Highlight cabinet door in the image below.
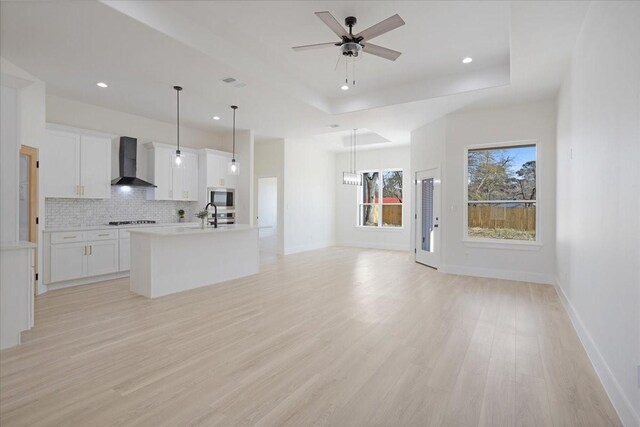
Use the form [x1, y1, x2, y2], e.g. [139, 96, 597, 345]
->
[86, 240, 119, 276]
[50, 242, 87, 283]
[119, 239, 130, 271]
[151, 148, 174, 200]
[184, 153, 199, 201]
[80, 135, 111, 199]
[172, 163, 185, 200]
[42, 131, 81, 198]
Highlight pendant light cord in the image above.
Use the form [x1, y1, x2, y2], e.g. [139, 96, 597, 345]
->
[231, 105, 237, 160]
[173, 86, 182, 153]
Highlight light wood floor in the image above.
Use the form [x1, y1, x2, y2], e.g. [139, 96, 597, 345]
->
[0, 248, 620, 426]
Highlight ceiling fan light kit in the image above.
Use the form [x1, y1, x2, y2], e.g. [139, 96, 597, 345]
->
[292, 11, 405, 89]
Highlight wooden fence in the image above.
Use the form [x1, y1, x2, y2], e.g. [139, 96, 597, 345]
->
[468, 205, 535, 231]
[382, 205, 403, 226]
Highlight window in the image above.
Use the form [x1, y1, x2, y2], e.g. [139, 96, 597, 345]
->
[358, 170, 403, 227]
[466, 143, 537, 241]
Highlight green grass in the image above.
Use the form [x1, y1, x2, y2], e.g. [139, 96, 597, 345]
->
[468, 227, 536, 241]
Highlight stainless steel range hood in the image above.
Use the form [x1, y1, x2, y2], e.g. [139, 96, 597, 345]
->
[111, 136, 156, 187]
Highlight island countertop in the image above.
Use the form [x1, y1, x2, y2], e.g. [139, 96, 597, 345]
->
[127, 224, 262, 237]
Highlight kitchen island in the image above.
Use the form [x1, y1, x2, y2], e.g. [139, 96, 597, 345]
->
[129, 224, 259, 298]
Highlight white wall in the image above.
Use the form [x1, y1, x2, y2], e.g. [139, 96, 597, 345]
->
[556, 2, 640, 425]
[46, 95, 226, 151]
[283, 139, 335, 254]
[257, 177, 278, 236]
[335, 146, 412, 251]
[254, 139, 285, 253]
[1, 85, 18, 244]
[411, 100, 557, 284]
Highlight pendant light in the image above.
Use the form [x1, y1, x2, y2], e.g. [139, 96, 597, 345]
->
[228, 105, 240, 175]
[173, 85, 183, 166]
[342, 129, 362, 185]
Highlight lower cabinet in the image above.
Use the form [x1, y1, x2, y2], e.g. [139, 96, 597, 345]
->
[119, 239, 130, 272]
[47, 233, 119, 284]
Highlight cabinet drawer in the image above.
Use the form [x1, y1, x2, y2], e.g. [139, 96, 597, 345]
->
[87, 229, 118, 241]
[51, 231, 86, 244]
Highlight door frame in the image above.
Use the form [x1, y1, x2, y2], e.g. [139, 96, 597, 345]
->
[20, 145, 39, 293]
[414, 166, 441, 269]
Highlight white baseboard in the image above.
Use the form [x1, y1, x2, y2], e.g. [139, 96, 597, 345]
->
[45, 271, 129, 292]
[555, 281, 639, 427]
[440, 264, 554, 285]
[335, 241, 410, 252]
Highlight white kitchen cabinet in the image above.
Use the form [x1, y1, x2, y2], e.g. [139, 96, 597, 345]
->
[42, 131, 80, 198]
[43, 129, 111, 199]
[50, 241, 87, 283]
[80, 135, 111, 199]
[46, 230, 119, 284]
[205, 151, 237, 189]
[86, 240, 119, 276]
[119, 239, 130, 272]
[147, 143, 198, 201]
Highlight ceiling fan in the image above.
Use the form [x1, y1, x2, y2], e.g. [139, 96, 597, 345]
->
[292, 11, 405, 61]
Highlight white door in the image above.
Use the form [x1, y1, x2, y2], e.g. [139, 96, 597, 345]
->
[80, 135, 111, 199]
[258, 177, 278, 237]
[86, 240, 119, 276]
[43, 131, 80, 198]
[415, 168, 441, 268]
[50, 242, 87, 282]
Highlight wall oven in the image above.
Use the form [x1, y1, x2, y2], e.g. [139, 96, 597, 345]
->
[208, 188, 235, 209]
[209, 211, 235, 225]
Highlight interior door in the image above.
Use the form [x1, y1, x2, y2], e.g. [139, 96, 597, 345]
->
[415, 168, 441, 268]
[80, 135, 111, 199]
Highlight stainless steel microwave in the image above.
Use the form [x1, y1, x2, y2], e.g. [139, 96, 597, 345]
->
[208, 188, 235, 209]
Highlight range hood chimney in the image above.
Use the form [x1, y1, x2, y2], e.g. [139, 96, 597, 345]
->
[111, 137, 157, 187]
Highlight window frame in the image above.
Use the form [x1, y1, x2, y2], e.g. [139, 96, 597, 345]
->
[357, 168, 404, 229]
[463, 140, 542, 247]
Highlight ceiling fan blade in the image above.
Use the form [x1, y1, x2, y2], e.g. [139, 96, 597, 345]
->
[355, 14, 405, 41]
[292, 42, 337, 52]
[315, 11, 349, 38]
[362, 43, 402, 61]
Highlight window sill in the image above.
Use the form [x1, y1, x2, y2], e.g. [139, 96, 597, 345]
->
[356, 226, 404, 232]
[462, 239, 543, 251]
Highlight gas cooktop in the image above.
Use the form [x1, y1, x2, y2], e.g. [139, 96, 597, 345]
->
[108, 220, 157, 226]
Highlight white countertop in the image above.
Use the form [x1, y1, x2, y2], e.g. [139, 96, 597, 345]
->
[0, 241, 37, 250]
[128, 224, 259, 237]
[43, 222, 200, 233]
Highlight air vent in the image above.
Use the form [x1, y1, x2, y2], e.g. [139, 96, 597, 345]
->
[222, 77, 237, 83]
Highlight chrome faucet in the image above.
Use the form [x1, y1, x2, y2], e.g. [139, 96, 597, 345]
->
[204, 202, 218, 228]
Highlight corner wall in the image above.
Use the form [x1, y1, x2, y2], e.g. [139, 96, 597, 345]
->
[411, 100, 557, 284]
[556, 2, 640, 425]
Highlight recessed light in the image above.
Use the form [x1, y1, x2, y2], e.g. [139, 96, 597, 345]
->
[96, 82, 108, 88]
[462, 57, 473, 64]
[340, 84, 349, 91]
[213, 116, 220, 120]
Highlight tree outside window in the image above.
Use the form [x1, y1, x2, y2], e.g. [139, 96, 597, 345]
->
[359, 170, 403, 227]
[467, 144, 537, 241]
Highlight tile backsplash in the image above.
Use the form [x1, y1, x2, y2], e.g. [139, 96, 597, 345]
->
[45, 187, 200, 229]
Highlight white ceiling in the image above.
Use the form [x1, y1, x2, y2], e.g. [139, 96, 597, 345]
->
[0, 1, 589, 149]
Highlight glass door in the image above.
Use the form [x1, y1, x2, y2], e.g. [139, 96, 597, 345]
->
[415, 168, 440, 268]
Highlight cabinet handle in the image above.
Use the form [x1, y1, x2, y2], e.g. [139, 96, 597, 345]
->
[63, 236, 76, 239]
[98, 233, 109, 237]
[84, 246, 88, 255]
[81, 186, 85, 196]
[89, 245, 92, 255]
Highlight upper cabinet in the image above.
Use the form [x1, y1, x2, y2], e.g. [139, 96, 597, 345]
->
[146, 143, 198, 201]
[204, 151, 237, 189]
[42, 129, 111, 199]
